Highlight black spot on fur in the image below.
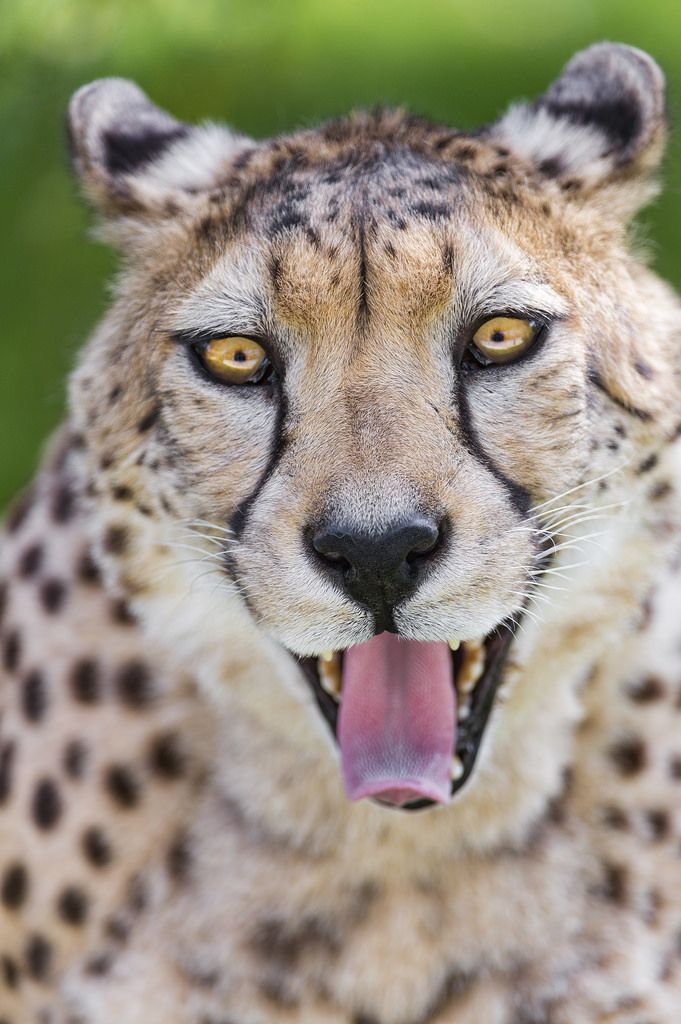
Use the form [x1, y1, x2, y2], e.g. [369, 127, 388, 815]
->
[149, 732, 186, 780]
[538, 156, 564, 177]
[111, 599, 136, 626]
[601, 804, 629, 830]
[57, 886, 89, 926]
[249, 915, 340, 968]
[51, 482, 76, 524]
[104, 915, 130, 944]
[668, 755, 681, 780]
[638, 453, 658, 474]
[24, 934, 52, 982]
[626, 676, 665, 703]
[166, 831, 192, 883]
[63, 739, 88, 779]
[105, 765, 141, 808]
[634, 359, 655, 379]
[70, 659, 102, 704]
[599, 862, 629, 904]
[18, 543, 43, 578]
[22, 669, 47, 723]
[77, 548, 102, 585]
[116, 660, 153, 707]
[82, 826, 113, 869]
[103, 125, 189, 175]
[1, 954, 19, 989]
[650, 481, 673, 501]
[0, 742, 16, 805]
[608, 736, 647, 776]
[127, 874, 148, 913]
[0, 582, 7, 627]
[32, 778, 62, 830]
[40, 578, 67, 614]
[85, 953, 113, 976]
[1, 862, 29, 910]
[103, 525, 129, 556]
[3, 630, 21, 673]
[108, 384, 123, 404]
[112, 485, 133, 502]
[645, 809, 670, 841]
[137, 406, 161, 433]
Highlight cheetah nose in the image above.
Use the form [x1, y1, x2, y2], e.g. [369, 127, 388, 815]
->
[308, 515, 448, 630]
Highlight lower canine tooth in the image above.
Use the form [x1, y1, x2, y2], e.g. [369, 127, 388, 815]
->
[450, 755, 464, 781]
[457, 640, 486, 694]
[318, 653, 342, 699]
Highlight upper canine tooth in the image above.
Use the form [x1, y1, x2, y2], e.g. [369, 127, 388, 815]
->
[321, 650, 335, 662]
[457, 640, 486, 694]
[448, 639, 460, 652]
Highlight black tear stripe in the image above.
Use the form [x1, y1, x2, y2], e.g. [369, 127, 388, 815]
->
[229, 386, 289, 541]
[587, 368, 653, 422]
[456, 378, 531, 516]
[103, 125, 190, 175]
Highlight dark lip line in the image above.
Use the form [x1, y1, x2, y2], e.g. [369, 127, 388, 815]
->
[293, 616, 518, 812]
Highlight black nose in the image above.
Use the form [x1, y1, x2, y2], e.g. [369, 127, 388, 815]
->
[310, 514, 447, 629]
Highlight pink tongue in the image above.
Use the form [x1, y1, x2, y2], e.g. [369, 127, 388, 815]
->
[338, 634, 456, 807]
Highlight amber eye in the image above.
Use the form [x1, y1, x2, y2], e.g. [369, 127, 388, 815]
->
[469, 316, 540, 366]
[197, 336, 272, 385]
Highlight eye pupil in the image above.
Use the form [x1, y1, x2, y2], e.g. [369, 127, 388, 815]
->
[491, 331, 505, 342]
[233, 350, 247, 362]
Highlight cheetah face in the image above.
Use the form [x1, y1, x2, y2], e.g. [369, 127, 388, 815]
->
[69, 46, 669, 809]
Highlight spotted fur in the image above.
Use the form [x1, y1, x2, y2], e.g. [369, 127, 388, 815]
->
[3, 42, 681, 1023]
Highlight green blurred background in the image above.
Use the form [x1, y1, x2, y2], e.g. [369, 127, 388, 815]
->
[1, 0, 680, 511]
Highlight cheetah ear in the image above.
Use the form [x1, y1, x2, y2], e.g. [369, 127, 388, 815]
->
[68, 78, 250, 218]
[491, 43, 668, 215]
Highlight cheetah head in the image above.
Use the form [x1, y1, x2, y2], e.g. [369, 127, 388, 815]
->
[67, 44, 680, 822]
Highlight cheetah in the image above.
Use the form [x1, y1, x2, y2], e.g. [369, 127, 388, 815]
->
[2, 40, 681, 1024]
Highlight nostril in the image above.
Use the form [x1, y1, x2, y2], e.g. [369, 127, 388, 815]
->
[405, 523, 442, 563]
[403, 520, 446, 569]
[310, 529, 354, 574]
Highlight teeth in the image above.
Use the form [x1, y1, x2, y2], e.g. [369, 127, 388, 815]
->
[450, 755, 464, 781]
[457, 700, 470, 721]
[456, 640, 486, 695]
[448, 639, 460, 652]
[318, 651, 342, 700]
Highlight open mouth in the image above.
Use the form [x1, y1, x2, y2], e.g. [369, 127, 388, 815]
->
[297, 621, 516, 811]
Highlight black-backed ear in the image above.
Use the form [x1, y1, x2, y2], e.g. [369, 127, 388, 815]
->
[68, 78, 250, 217]
[490, 43, 668, 212]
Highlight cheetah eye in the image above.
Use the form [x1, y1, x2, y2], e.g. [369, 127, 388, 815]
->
[468, 317, 541, 366]
[194, 337, 273, 385]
